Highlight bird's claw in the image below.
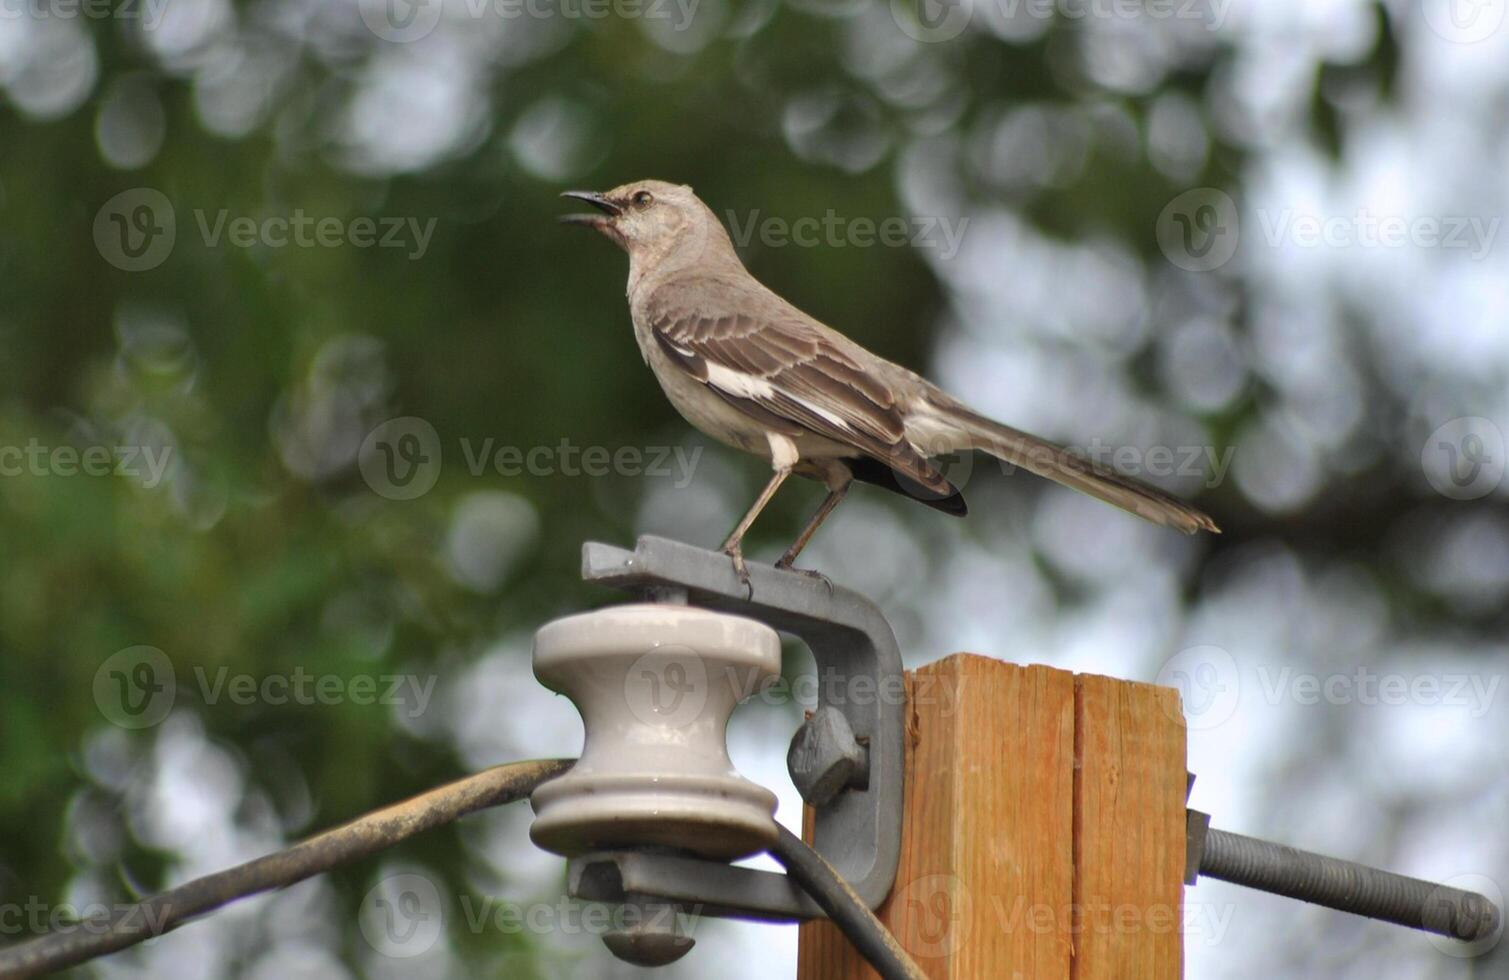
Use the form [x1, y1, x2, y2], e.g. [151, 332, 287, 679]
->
[724, 547, 754, 599]
[774, 560, 835, 596]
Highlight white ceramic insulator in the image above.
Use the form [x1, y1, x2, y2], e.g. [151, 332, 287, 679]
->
[529, 603, 782, 861]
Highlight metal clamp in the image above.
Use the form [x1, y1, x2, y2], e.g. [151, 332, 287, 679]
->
[572, 535, 906, 921]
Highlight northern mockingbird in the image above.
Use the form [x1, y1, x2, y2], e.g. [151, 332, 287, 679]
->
[562, 180, 1218, 583]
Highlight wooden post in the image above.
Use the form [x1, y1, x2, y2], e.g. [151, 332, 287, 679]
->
[797, 654, 1186, 980]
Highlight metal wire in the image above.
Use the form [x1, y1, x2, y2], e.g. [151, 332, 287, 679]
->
[1200, 828, 1502, 943]
[768, 825, 927, 980]
[0, 759, 573, 979]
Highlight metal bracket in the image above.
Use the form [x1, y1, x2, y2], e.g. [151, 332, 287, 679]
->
[569, 850, 823, 921]
[575, 535, 906, 921]
[1184, 772, 1208, 887]
[1184, 809, 1211, 887]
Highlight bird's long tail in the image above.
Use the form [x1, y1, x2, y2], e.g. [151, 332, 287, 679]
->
[938, 402, 1220, 535]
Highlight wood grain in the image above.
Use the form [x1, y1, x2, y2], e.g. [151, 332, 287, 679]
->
[1070, 673, 1186, 980]
[798, 654, 1077, 979]
[796, 656, 1186, 980]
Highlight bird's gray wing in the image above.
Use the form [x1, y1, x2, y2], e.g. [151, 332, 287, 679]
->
[645, 297, 955, 497]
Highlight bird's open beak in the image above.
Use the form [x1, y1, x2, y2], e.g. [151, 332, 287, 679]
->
[559, 190, 622, 227]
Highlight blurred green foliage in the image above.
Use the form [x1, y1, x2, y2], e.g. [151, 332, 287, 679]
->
[2, 0, 1496, 976]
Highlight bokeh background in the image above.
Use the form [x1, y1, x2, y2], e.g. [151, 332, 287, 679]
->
[3, 0, 1508, 976]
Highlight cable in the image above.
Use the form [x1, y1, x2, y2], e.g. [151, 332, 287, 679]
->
[768, 825, 927, 980]
[0, 758, 573, 979]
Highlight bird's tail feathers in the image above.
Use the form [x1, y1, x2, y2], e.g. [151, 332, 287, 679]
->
[943, 404, 1220, 535]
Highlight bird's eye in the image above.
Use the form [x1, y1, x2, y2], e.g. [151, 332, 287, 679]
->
[633, 190, 654, 207]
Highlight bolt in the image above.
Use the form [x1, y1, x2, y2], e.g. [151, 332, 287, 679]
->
[787, 706, 868, 808]
[1198, 828, 1502, 943]
[601, 896, 695, 967]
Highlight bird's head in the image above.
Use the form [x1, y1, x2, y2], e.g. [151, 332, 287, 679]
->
[560, 180, 730, 273]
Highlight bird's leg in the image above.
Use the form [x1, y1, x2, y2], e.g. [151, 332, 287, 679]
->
[773, 476, 850, 595]
[721, 466, 792, 593]
[775, 478, 850, 571]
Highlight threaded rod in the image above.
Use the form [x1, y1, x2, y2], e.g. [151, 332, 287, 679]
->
[1199, 828, 1500, 942]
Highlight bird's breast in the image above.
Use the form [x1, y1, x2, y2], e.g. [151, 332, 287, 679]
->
[631, 312, 768, 456]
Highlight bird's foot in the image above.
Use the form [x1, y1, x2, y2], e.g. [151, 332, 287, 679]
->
[723, 546, 753, 599]
[773, 558, 835, 596]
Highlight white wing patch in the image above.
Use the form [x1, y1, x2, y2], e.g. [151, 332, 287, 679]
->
[704, 360, 776, 400]
[703, 361, 856, 436]
[903, 407, 970, 459]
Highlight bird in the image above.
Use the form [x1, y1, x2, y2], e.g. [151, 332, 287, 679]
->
[561, 180, 1219, 585]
